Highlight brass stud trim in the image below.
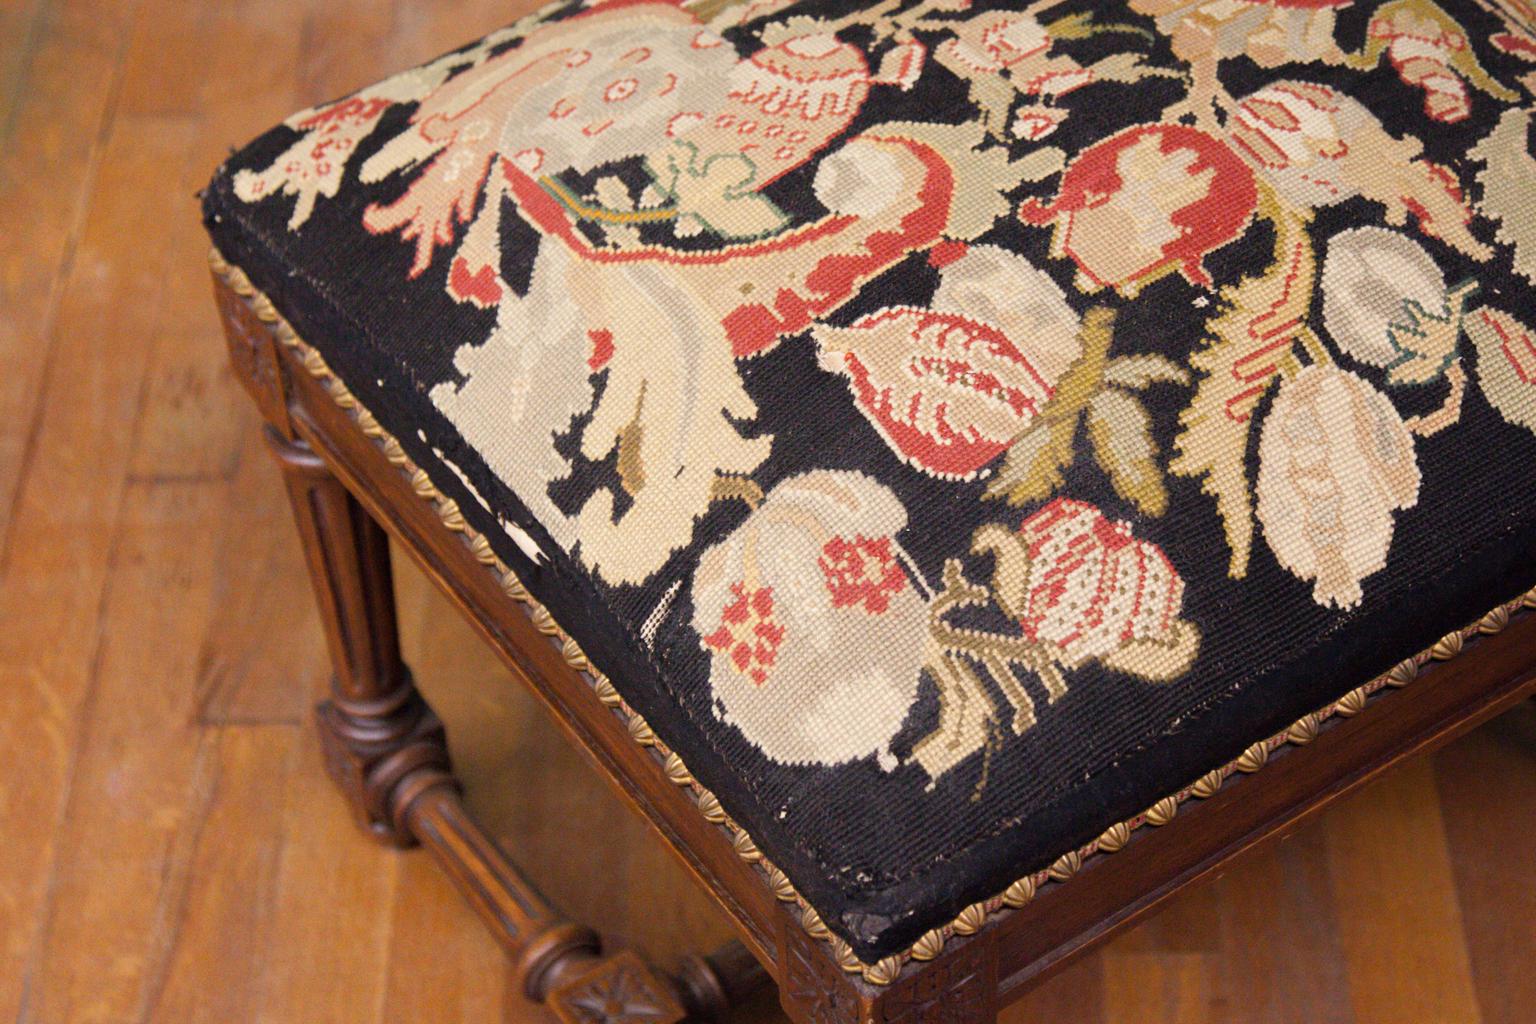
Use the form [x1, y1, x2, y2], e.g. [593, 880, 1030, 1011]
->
[1286, 713, 1322, 746]
[1335, 687, 1369, 718]
[1047, 849, 1082, 881]
[1431, 631, 1465, 660]
[1480, 606, 1511, 634]
[1001, 875, 1036, 909]
[1236, 741, 1270, 773]
[1144, 797, 1179, 827]
[910, 928, 946, 961]
[1190, 768, 1226, 799]
[864, 957, 904, 986]
[1096, 821, 1132, 853]
[951, 902, 988, 936]
[1387, 657, 1420, 687]
[213, 250, 1536, 986]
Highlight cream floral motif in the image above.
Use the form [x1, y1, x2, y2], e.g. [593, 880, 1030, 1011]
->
[1470, 107, 1536, 285]
[226, 0, 1536, 781]
[230, 44, 498, 230]
[1256, 365, 1421, 609]
[1320, 227, 1474, 385]
[1466, 307, 1536, 433]
[936, 5, 1177, 139]
[692, 471, 930, 769]
[691, 476, 1198, 780]
[429, 237, 595, 553]
[1226, 80, 1491, 259]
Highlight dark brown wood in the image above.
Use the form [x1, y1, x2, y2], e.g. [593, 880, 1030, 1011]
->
[212, 267, 1536, 1024]
[218, 276, 767, 1023]
[264, 427, 434, 844]
[678, 944, 774, 1021]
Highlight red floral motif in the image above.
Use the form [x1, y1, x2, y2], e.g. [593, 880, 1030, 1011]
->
[1371, 13, 1471, 120]
[1012, 498, 1185, 666]
[667, 30, 919, 185]
[819, 535, 908, 613]
[1361, 1, 1518, 124]
[232, 95, 396, 228]
[1466, 307, 1536, 434]
[938, 10, 1052, 73]
[815, 243, 1081, 479]
[702, 583, 786, 686]
[359, 1, 740, 275]
[820, 307, 1055, 477]
[1020, 124, 1258, 293]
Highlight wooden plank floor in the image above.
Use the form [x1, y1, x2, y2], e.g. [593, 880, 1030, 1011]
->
[2, 2, 1533, 1021]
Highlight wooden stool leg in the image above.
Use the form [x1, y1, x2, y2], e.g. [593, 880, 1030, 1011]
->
[265, 425, 441, 846]
[262, 425, 767, 1022]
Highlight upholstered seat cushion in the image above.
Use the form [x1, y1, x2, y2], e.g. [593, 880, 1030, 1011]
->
[204, 0, 1536, 961]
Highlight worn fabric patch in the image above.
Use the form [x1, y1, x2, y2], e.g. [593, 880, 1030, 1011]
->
[203, 0, 1536, 959]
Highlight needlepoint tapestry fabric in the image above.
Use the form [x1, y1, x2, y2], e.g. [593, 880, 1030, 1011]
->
[203, 0, 1536, 959]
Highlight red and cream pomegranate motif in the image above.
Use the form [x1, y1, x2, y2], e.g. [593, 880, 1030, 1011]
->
[357, 1, 742, 275]
[1020, 124, 1259, 293]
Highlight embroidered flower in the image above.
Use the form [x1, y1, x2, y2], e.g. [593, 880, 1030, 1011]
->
[932, 7, 1098, 135]
[702, 583, 786, 685]
[1019, 124, 1258, 293]
[232, 96, 393, 229]
[814, 245, 1082, 478]
[1228, 80, 1376, 209]
[1134, 0, 1349, 66]
[1227, 80, 1490, 258]
[1012, 104, 1068, 141]
[666, 28, 921, 185]
[1256, 365, 1421, 609]
[1361, 0, 1518, 124]
[359, 2, 739, 274]
[811, 138, 907, 218]
[1320, 227, 1473, 384]
[938, 9, 1053, 73]
[691, 471, 928, 769]
[1466, 307, 1536, 435]
[979, 499, 1196, 676]
[820, 535, 907, 613]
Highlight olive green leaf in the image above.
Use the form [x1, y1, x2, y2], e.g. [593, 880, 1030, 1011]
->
[985, 306, 1113, 506]
[1101, 353, 1190, 391]
[1086, 388, 1168, 516]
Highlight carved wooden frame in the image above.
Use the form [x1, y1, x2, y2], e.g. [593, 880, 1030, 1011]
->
[212, 256, 1536, 1024]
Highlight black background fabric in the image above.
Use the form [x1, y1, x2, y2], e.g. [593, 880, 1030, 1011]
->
[204, 0, 1536, 959]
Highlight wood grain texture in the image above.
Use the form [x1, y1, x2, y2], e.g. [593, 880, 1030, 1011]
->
[3, 1, 1534, 1021]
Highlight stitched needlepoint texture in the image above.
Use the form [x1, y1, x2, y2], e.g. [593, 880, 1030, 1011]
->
[203, 0, 1536, 959]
